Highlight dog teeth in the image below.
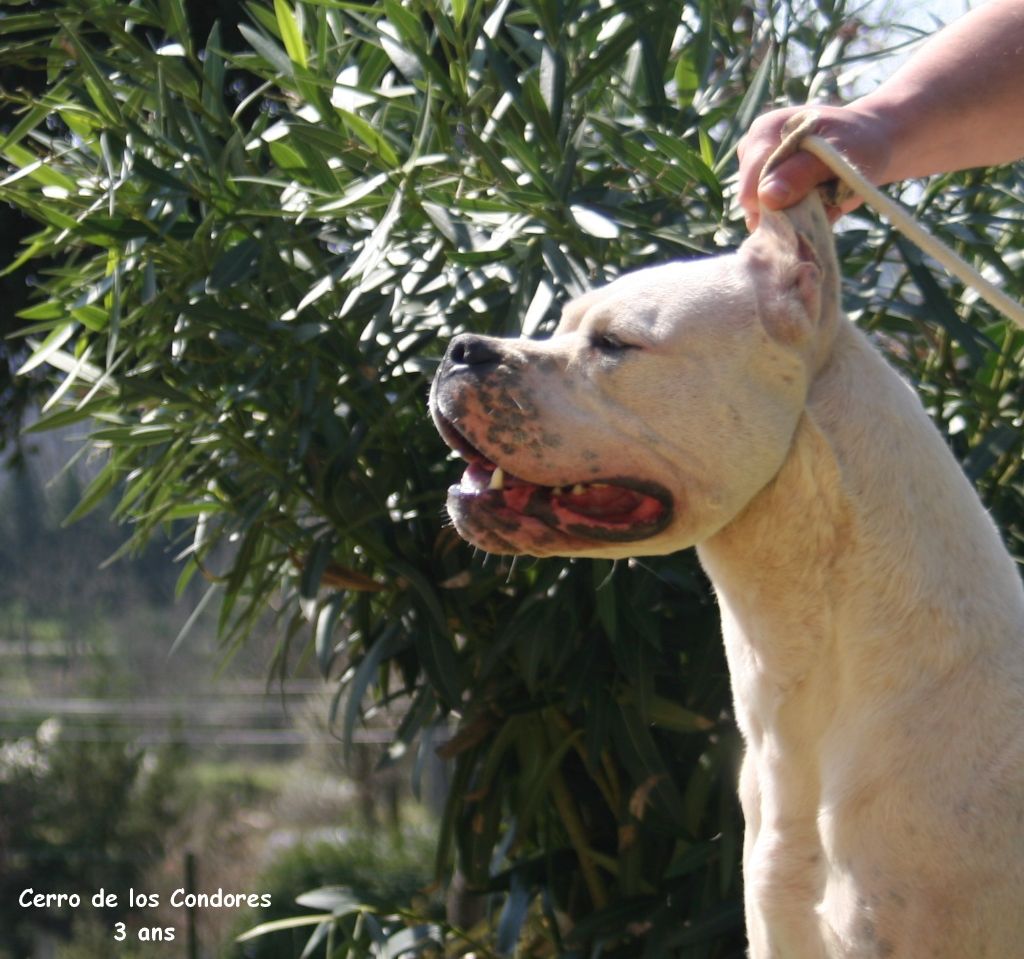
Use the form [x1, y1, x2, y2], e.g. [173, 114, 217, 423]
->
[488, 467, 505, 491]
[552, 483, 605, 497]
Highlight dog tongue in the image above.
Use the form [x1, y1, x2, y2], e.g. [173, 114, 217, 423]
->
[555, 484, 646, 522]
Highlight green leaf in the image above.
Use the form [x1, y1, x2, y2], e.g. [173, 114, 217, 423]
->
[295, 886, 367, 914]
[674, 48, 699, 105]
[612, 705, 689, 834]
[17, 322, 78, 375]
[646, 128, 722, 198]
[334, 107, 400, 168]
[238, 23, 293, 75]
[569, 17, 640, 94]
[0, 11, 60, 32]
[381, 0, 429, 52]
[62, 458, 119, 526]
[645, 695, 714, 733]
[236, 915, 335, 942]
[338, 625, 407, 757]
[389, 560, 461, 708]
[91, 424, 177, 446]
[159, 0, 192, 55]
[0, 89, 66, 153]
[17, 300, 65, 321]
[274, 0, 308, 68]
[24, 402, 107, 434]
[201, 22, 228, 120]
[895, 235, 993, 365]
[538, 44, 565, 132]
[963, 421, 1019, 482]
[569, 204, 620, 239]
[60, 21, 124, 123]
[207, 237, 261, 292]
[515, 723, 584, 838]
[716, 43, 773, 169]
[2, 143, 77, 191]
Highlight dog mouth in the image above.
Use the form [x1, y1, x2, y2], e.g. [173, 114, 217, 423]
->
[434, 412, 672, 543]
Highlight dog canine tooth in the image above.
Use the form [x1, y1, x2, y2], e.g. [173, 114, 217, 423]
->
[488, 467, 505, 491]
[572, 484, 588, 495]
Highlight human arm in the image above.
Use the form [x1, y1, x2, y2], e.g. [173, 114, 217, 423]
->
[737, 0, 1024, 228]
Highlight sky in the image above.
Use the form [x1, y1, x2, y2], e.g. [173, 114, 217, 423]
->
[863, 0, 976, 81]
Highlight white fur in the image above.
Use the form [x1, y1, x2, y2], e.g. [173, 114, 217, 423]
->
[432, 194, 1024, 956]
[698, 202, 1024, 958]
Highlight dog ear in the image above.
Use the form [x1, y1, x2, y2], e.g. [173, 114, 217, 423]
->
[740, 196, 838, 344]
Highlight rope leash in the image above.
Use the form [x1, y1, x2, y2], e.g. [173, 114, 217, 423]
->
[762, 111, 1024, 331]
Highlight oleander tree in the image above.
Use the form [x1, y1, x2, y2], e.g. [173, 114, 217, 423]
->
[2, 0, 1022, 955]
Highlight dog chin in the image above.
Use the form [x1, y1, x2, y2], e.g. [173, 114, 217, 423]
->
[445, 502, 587, 557]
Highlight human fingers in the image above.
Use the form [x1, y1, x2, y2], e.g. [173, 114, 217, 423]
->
[738, 111, 847, 228]
[758, 150, 843, 211]
[737, 110, 800, 228]
[739, 104, 888, 229]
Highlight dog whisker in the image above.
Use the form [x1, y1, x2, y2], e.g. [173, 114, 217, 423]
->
[595, 559, 619, 591]
[507, 555, 521, 583]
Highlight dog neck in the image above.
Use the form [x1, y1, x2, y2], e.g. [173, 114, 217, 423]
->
[698, 317, 1024, 729]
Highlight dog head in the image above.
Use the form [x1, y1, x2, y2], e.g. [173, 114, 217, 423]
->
[430, 195, 840, 558]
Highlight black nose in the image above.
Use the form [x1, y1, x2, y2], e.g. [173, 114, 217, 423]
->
[446, 334, 503, 372]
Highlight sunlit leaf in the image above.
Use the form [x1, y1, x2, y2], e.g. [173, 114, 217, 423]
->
[274, 0, 308, 68]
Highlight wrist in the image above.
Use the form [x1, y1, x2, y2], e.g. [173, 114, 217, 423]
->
[842, 93, 906, 186]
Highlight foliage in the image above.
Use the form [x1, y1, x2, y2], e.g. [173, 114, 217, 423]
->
[1, 0, 1022, 956]
[231, 830, 439, 959]
[837, 171, 1024, 554]
[0, 721, 185, 958]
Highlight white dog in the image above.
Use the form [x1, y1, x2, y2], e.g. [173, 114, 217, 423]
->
[429, 194, 1024, 958]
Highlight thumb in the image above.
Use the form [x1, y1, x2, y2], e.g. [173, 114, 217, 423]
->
[757, 152, 837, 211]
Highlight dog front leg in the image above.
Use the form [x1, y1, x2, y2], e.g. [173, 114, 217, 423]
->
[740, 760, 829, 958]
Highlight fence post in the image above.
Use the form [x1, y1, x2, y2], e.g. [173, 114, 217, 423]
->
[184, 850, 199, 959]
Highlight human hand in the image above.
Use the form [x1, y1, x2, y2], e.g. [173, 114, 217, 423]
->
[737, 103, 894, 230]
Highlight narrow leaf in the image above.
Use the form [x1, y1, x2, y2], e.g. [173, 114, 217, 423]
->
[17, 322, 78, 375]
[274, 0, 308, 68]
[62, 458, 119, 526]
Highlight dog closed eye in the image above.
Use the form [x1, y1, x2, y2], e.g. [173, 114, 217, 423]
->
[591, 332, 636, 353]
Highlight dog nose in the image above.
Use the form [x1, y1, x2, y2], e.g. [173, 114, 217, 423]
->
[446, 334, 502, 372]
